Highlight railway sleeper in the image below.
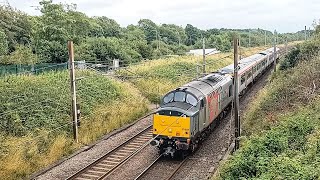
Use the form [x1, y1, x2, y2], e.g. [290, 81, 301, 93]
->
[109, 154, 125, 159]
[75, 177, 91, 180]
[81, 173, 100, 178]
[92, 166, 111, 171]
[87, 170, 105, 174]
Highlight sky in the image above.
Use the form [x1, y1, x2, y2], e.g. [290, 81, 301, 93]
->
[3, 0, 320, 33]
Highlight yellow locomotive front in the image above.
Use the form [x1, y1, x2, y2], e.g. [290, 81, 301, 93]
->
[153, 113, 190, 139]
[150, 89, 200, 157]
[151, 109, 192, 157]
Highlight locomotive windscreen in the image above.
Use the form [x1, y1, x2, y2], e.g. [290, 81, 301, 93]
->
[163, 91, 198, 106]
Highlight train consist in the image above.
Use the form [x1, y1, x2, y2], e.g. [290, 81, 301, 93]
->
[150, 47, 280, 157]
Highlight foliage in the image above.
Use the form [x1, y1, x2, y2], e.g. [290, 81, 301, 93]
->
[218, 101, 320, 179]
[0, 45, 39, 65]
[0, 30, 8, 56]
[0, 5, 31, 52]
[0, 70, 148, 179]
[280, 37, 320, 70]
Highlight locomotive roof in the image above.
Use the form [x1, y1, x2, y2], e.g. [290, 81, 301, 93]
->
[182, 73, 229, 97]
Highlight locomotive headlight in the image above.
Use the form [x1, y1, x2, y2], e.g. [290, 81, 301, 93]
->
[168, 128, 172, 133]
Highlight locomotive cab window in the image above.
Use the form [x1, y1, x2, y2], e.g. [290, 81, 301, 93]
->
[186, 94, 197, 106]
[163, 93, 174, 104]
[163, 91, 198, 106]
[174, 91, 186, 102]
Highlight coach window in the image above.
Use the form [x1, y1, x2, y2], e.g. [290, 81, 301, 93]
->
[163, 93, 174, 104]
[229, 85, 232, 97]
[241, 75, 245, 85]
[174, 91, 186, 102]
[186, 94, 197, 106]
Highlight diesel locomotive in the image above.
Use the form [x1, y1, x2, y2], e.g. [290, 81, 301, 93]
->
[150, 47, 280, 157]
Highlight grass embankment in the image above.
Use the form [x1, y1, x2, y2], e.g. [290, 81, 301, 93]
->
[0, 70, 148, 179]
[215, 40, 320, 179]
[117, 46, 269, 103]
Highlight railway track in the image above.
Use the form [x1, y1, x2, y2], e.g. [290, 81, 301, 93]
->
[134, 155, 188, 180]
[67, 125, 153, 180]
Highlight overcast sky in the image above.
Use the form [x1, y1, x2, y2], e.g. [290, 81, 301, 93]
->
[4, 0, 320, 33]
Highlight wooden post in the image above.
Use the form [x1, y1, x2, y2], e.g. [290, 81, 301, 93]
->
[305, 26, 307, 41]
[273, 30, 277, 73]
[233, 36, 240, 150]
[68, 41, 78, 143]
[248, 30, 251, 47]
[285, 37, 288, 54]
[264, 30, 267, 46]
[202, 38, 206, 74]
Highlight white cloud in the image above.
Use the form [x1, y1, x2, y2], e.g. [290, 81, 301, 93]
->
[5, 0, 320, 32]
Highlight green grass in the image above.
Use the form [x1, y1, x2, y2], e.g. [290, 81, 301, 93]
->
[0, 70, 149, 179]
[116, 46, 269, 103]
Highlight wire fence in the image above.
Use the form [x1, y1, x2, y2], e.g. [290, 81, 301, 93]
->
[0, 63, 69, 76]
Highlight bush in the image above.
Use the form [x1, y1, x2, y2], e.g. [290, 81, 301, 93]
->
[219, 103, 320, 179]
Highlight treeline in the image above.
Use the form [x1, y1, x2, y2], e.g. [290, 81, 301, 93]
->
[0, 0, 307, 65]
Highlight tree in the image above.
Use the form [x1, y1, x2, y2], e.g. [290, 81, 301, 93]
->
[91, 16, 121, 38]
[0, 30, 8, 56]
[1, 45, 38, 65]
[0, 5, 32, 52]
[185, 24, 201, 46]
[138, 19, 158, 43]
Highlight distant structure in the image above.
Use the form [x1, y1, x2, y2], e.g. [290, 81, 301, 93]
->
[187, 48, 220, 56]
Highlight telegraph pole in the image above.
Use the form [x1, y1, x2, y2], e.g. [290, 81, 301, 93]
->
[248, 30, 251, 47]
[273, 30, 277, 73]
[233, 36, 240, 150]
[68, 41, 78, 143]
[264, 30, 267, 46]
[202, 37, 206, 74]
[285, 37, 288, 54]
[308, 27, 311, 39]
[305, 26, 307, 40]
